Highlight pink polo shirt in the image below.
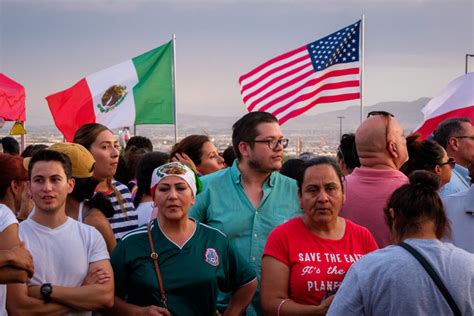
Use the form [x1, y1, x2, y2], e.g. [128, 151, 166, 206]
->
[340, 167, 408, 248]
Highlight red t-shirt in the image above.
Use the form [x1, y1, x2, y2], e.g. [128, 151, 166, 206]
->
[263, 217, 378, 305]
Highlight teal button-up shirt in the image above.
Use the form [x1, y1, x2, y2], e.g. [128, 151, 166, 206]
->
[190, 160, 301, 315]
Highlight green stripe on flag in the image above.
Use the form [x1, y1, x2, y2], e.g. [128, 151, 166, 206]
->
[132, 41, 174, 124]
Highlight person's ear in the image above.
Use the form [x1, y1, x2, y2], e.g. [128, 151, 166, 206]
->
[434, 164, 442, 175]
[238, 141, 251, 158]
[67, 178, 75, 194]
[10, 180, 21, 195]
[387, 141, 398, 158]
[448, 136, 460, 152]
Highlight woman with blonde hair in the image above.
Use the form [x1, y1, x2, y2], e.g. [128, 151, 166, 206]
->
[74, 123, 138, 239]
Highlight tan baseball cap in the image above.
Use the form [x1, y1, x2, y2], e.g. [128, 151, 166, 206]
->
[48, 143, 95, 178]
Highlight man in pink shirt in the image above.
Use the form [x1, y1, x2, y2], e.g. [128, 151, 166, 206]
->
[340, 111, 409, 247]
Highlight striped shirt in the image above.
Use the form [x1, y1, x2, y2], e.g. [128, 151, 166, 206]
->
[106, 180, 139, 239]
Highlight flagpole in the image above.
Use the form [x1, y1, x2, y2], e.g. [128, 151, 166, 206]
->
[360, 14, 365, 123]
[172, 34, 178, 144]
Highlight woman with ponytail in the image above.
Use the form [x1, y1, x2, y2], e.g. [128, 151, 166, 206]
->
[401, 134, 454, 187]
[328, 171, 474, 315]
[74, 123, 138, 239]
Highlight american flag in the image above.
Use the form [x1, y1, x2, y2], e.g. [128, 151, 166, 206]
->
[239, 20, 361, 124]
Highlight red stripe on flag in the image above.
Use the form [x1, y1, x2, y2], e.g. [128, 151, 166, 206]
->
[46, 78, 95, 142]
[247, 70, 313, 112]
[241, 57, 311, 94]
[413, 105, 474, 140]
[242, 63, 314, 103]
[238, 46, 307, 84]
[272, 80, 360, 117]
[277, 92, 361, 124]
[250, 67, 359, 113]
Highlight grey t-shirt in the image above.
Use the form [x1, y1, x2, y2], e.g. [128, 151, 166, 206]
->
[327, 239, 474, 316]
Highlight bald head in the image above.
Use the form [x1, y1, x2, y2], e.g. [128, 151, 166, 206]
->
[356, 115, 408, 169]
[356, 116, 389, 154]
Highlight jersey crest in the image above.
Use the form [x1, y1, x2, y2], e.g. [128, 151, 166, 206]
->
[204, 248, 219, 266]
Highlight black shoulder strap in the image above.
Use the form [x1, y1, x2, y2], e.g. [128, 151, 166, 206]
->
[398, 242, 461, 316]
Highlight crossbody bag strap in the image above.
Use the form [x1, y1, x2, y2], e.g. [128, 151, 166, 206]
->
[147, 222, 168, 310]
[398, 242, 461, 316]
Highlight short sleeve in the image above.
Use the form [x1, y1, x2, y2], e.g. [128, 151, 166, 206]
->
[263, 225, 290, 266]
[0, 206, 18, 232]
[327, 265, 365, 316]
[110, 239, 128, 299]
[219, 240, 256, 293]
[88, 227, 110, 263]
[362, 227, 379, 253]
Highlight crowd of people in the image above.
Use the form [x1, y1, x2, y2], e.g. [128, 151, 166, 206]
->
[0, 112, 472, 315]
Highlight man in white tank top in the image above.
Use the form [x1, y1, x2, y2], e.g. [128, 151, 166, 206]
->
[7, 150, 114, 315]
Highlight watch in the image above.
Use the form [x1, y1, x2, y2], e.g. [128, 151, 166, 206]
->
[40, 283, 53, 303]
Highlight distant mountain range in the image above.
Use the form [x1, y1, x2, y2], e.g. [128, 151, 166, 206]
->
[24, 98, 430, 136]
[174, 97, 430, 134]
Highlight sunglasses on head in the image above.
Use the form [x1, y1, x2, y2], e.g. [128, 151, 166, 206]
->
[366, 111, 394, 118]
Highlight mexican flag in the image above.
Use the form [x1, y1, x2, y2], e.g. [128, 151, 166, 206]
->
[47, 41, 174, 141]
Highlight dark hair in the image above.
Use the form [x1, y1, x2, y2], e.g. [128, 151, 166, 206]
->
[232, 112, 278, 160]
[134, 151, 170, 206]
[384, 170, 450, 242]
[113, 155, 128, 185]
[280, 158, 305, 180]
[337, 133, 360, 169]
[0, 153, 28, 199]
[21, 144, 48, 158]
[401, 135, 445, 176]
[73, 123, 128, 215]
[73, 123, 111, 150]
[432, 117, 471, 149]
[170, 135, 210, 166]
[70, 177, 115, 218]
[124, 146, 150, 182]
[1, 137, 20, 155]
[125, 136, 153, 153]
[297, 156, 344, 192]
[222, 146, 236, 167]
[28, 150, 73, 180]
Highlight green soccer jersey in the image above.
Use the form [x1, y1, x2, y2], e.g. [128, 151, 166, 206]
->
[111, 218, 256, 315]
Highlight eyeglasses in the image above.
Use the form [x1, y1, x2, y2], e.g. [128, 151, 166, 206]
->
[250, 138, 289, 150]
[439, 157, 455, 169]
[453, 135, 474, 141]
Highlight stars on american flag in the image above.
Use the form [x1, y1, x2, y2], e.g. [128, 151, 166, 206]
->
[307, 21, 360, 71]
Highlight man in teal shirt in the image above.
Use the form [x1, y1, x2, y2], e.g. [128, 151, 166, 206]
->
[190, 112, 301, 315]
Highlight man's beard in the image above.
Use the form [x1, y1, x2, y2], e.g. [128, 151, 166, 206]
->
[248, 157, 280, 174]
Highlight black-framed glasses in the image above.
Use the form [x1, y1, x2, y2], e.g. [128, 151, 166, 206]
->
[366, 110, 394, 118]
[453, 135, 474, 141]
[439, 157, 455, 169]
[250, 138, 289, 150]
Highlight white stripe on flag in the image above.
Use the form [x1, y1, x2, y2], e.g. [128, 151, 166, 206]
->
[248, 62, 359, 113]
[274, 86, 361, 120]
[87, 60, 139, 128]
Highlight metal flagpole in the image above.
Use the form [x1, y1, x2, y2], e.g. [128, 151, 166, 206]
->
[172, 34, 178, 144]
[360, 14, 365, 123]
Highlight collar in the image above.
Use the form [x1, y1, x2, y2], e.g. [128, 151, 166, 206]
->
[230, 160, 276, 187]
[454, 164, 471, 180]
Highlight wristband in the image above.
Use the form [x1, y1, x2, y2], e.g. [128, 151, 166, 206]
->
[277, 298, 289, 316]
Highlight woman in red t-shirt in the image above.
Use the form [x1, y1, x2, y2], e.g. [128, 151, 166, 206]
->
[261, 157, 378, 315]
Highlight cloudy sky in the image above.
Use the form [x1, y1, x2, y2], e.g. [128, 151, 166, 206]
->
[1, 0, 473, 127]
